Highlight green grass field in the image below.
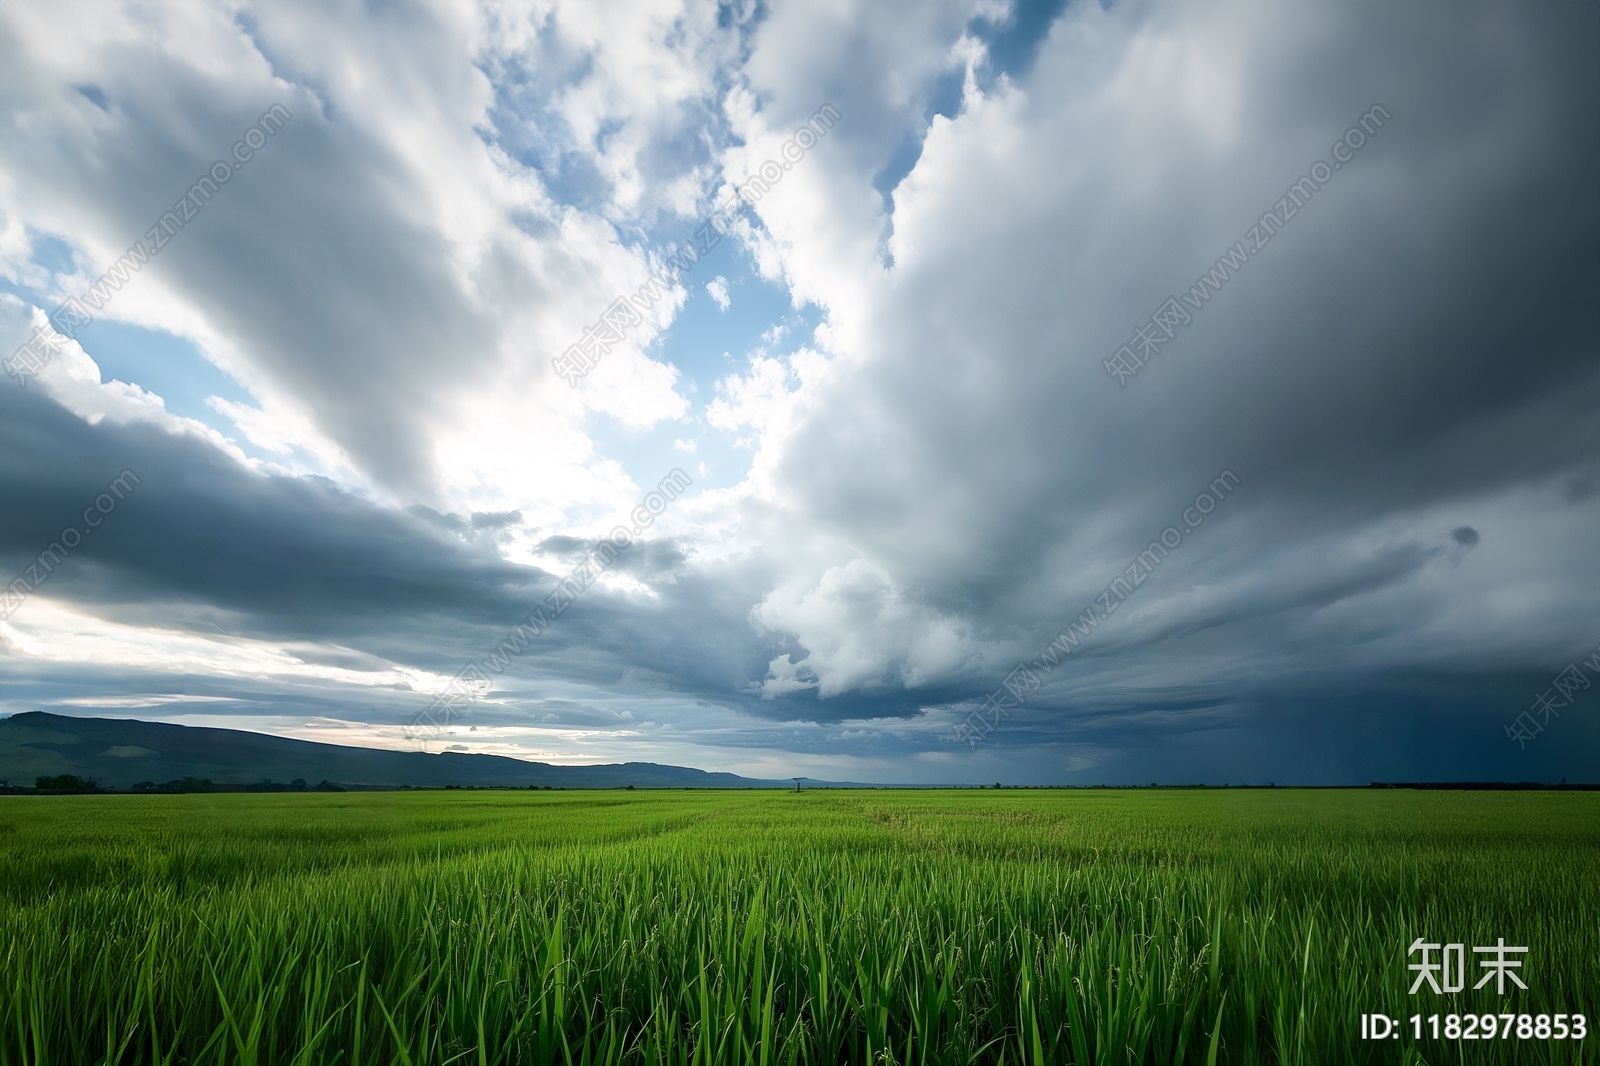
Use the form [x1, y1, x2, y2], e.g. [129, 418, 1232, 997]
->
[0, 789, 1594, 1064]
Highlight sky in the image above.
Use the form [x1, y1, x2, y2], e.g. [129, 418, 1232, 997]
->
[0, 0, 1596, 785]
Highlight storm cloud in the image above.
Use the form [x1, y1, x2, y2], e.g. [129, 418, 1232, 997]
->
[1, 0, 1595, 784]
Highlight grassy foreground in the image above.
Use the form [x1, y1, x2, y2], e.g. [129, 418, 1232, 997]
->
[0, 789, 1594, 1065]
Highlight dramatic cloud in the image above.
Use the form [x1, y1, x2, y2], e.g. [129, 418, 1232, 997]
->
[1, 0, 1595, 784]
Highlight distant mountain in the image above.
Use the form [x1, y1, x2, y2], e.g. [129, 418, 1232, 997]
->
[0, 712, 791, 790]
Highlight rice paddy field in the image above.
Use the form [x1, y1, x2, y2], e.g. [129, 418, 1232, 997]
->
[0, 788, 1595, 1065]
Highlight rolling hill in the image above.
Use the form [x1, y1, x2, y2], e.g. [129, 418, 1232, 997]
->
[0, 712, 790, 789]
